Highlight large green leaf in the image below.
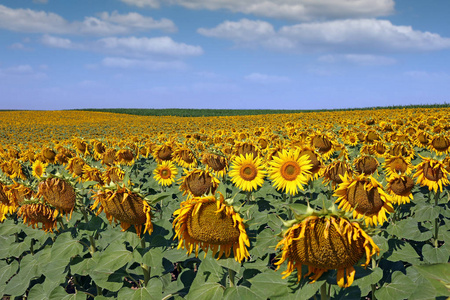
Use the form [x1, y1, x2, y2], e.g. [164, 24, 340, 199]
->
[422, 244, 450, 264]
[3, 253, 41, 297]
[385, 239, 421, 264]
[376, 271, 414, 300]
[223, 286, 264, 300]
[413, 264, 450, 297]
[387, 218, 433, 242]
[186, 282, 225, 300]
[0, 260, 19, 295]
[50, 232, 84, 261]
[247, 271, 291, 299]
[406, 267, 437, 300]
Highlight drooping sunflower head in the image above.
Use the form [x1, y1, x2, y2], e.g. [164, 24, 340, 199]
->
[179, 168, 220, 197]
[275, 214, 379, 288]
[152, 143, 174, 163]
[92, 140, 106, 159]
[296, 146, 322, 180]
[415, 130, 430, 147]
[5, 182, 34, 206]
[201, 152, 229, 178]
[72, 138, 90, 156]
[17, 203, 58, 233]
[413, 156, 450, 193]
[173, 146, 197, 169]
[101, 148, 117, 165]
[37, 176, 77, 219]
[382, 155, 413, 179]
[334, 173, 394, 226]
[115, 149, 135, 166]
[41, 147, 57, 163]
[321, 160, 353, 190]
[387, 174, 415, 205]
[173, 192, 250, 262]
[228, 153, 266, 192]
[32, 160, 48, 179]
[370, 141, 388, 157]
[153, 160, 178, 187]
[91, 183, 152, 237]
[81, 164, 104, 185]
[232, 141, 261, 158]
[429, 134, 450, 155]
[387, 142, 415, 161]
[66, 157, 86, 179]
[102, 165, 125, 185]
[354, 155, 379, 176]
[268, 148, 312, 195]
[309, 132, 335, 160]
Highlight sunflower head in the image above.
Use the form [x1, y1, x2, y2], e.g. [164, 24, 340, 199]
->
[41, 147, 56, 163]
[354, 155, 379, 176]
[429, 134, 450, 155]
[32, 160, 48, 179]
[202, 152, 228, 177]
[228, 153, 266, 192]
[387, 174, 414, 205]
[179, 169, 220, 197]
[91, 183, 152, 237]
[37, 176, 77, 218]
[66, 157, 86, 178]
[17, 203, 58, 232]
[173, 146, 197, 169]
[321, 160, 353, 189]
[275, 212, 379, 288]
[334, 174, 394, 226]
[268, 148, 312, 195]
[115, 149, 135, 166]
[383, 155, 413, 179]
[153, 160, 178, 187]
[173, 192, 250, 262]
[413, 156, 450, 193]
[153, 143, 173, 163]
[101, 149, 117, 165]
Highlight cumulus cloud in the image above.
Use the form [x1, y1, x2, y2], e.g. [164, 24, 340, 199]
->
[198, 18, 450, 53]
[0, 5, 176, 35]
[245, 72, 290, 83]
[101, 57, 186, 71]
[318, 54, 396, 66]
[122, 0, 394, 21]
[40, 35, 203, 58]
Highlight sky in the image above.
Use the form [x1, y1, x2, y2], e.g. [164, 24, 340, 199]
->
[1, 0, 450, 110]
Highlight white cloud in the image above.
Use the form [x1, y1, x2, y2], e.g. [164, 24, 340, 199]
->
[122, 0, 394, 21]
[0, 64, 47, 79]
[198, 18, 450, 53]
[101, 57, 186, 71]
[95, 36, 203, 57]
[8, 43, 29, 50]
[120, 0, 160, 8]
[0, 5, 175, 35]
[318, 54, 396, 66]
[41, 34, 75, 49]
[245, 72, 290, 83]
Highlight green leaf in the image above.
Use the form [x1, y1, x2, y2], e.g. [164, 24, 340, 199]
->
[422, 244, 450, 264]
[50, 232, 84, 261]
[0, 261, 19, 295]
[386, 239, 421, 264]
[413, 202, 441, 222]
[387, 218, 433, 242]
[413, 264, 450, 297]
[216, 257, 242, 274]
[406, 267, 437, 300]
[376, 271, 414, 300]
[94, 242, 133, 273]
[353, 267, 383, 296]
[247, 271, 290, 299]
[186, 282, 224, 300]
[142, 247, 165, 276]
[223, 286, 264, 300]
[3, 254, 41, 297]
[250, 227, 278, 258]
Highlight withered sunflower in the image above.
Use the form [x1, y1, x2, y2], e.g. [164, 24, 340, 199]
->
[153, 161, 178, 187]
[37, 177, 77, 219]
[66, 157, 86, 179]
[173, 193, 250, 262]
[353, 155, 379, 176]
[179, 168, 220, 198]
[173, 146, 197, 169]
[102, 166, 125, 185]
[228, 153, 266, 192]
[5, 182, 34, 206]
[387, 174, 414, 205]
[268, 149, 312, 195]
[202, 152, 229, 178]
[32, 160, 48, 178]
[91, 184, 152, 237]
[115, 149, 135, 166]
[275, 215, 379, 288]
[413, 156, 450, 193]
[152, 143, 174, 163]
[429, 134, 450, 155]
[321, 160, 353, 190]
[334, 174, 394, 226]
[17, 203, 58, 232]
[296, 146, 323, 180]
[382, 155, 413, 179]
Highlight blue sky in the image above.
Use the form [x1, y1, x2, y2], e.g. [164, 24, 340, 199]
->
[1, 0, 450, 110]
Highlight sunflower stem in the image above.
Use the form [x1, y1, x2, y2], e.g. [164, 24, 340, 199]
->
[228, 268, 236, 287]
[140, 238, 151, 286]
[433, 190, 441, 248]
[320, 282, 328, 300]
[288, 194, 294, 219]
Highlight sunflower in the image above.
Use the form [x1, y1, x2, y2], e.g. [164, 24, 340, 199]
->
[414, 131, 430, 148]
[17, 203, 58, 232]
[115, 149, 135, 166]
[153, 161, 178, 186]
[382, 155, 413, 179]
[296, 146, 322, 180]
[202, 152, 229, 178]
[37, 177, 77, 219]
[41, 147, 56, 163]
[429, 134, 450, 155]
[101, 149, 117, 165]
[309, 132, 334, 160]
[387, 142, 415, 161]
[413, 156, 450, 193]
[81, 165, 104, 185]
[102, 166, 125, 185]
[232, 141, 261, 158]
[173, 193, 250, 262]
[92, 140, 106, 159]
[73, 138, 90, 156]
[353, 155, 379, 176]
[321, 160, 353, 190]
[386, 174, 414, 205]
[173, 146, 197, 169]
[179, 169, 220, 197]
[334, 174, 394, 226]
[275, 215, 379, 288]
[228, 153, 266, 192]
[0, 182, 19, 222]
[268, 149, 312, 196]
[5, 182, 34, 206]
[32, 160, 48, 178]
[91, 184, 153, 237]
[8, 160, 27, 180]
[152, 143, 174, 163]
[66, 157, 86, 179]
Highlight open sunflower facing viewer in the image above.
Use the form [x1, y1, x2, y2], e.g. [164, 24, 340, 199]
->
[228, 153, 266, 192]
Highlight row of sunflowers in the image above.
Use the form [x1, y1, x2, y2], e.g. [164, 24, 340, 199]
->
[0, 108, 449, 299]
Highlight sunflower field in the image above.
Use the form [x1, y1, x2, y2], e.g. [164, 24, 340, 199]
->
[0, 108, 449, 300]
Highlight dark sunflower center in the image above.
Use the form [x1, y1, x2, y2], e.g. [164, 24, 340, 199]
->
[240, 164, 257, 181]
[329, 163, 349, 183]
[205, 155, 227, 171]
[312, 136, 332, 152]
[423, 163, 444, 181]
[187, 203, 240, 245]
[390, 158, 407, 173]
[390, 177, 414, 195]
[102, 192, 146, 225]
[281, 161, 300, 181]
[160, 168, 171, 179]
[356, 157, 378, 175]
[157, 146, 173, 160]
[186, 172, 215, 196]
[39, 178, 76, 213]
[181, 150, 194, 163]
[289, 218, 365, 269]
[347, 181, 384, 215]
[432, 137, 450, 151]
